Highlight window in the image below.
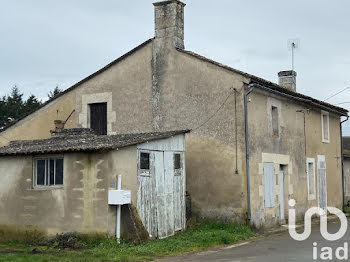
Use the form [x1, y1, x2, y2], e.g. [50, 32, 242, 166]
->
[174, 153, 181, 170]
[89, 103, 107, 135]
[140, 152, 150, 170]
[271, 106, 279, 137]
[34, 157, 63, 187]
[306, 158, 316, 200]
[321, 111, 329, 143]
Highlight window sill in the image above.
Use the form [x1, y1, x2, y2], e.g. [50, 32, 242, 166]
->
[32, 186, 64, 191]
[322, 140, 330, 144]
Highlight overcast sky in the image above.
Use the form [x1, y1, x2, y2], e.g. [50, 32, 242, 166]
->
[1, 0, 350, 133]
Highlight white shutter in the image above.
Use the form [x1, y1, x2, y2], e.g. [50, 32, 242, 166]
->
[264, 162, 275, 208]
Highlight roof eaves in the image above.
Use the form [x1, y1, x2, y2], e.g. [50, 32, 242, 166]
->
[0, 38, 154, 134]
[177, 48, 348, 116]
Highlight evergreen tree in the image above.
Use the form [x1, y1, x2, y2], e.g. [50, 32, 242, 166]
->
[0, 86, 43, 128]
[6, 86, 24, 121]
[48, 86, 63, 100]
[25, 95, 42, 113]
[0, 96, 7, 128]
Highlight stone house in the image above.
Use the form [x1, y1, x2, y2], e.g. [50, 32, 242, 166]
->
[0, 0, 348, 233]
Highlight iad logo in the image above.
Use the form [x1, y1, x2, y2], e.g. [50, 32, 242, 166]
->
[288, 199, 348, 260]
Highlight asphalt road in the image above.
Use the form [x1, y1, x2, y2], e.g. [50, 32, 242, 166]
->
[158, 219, 350, 262]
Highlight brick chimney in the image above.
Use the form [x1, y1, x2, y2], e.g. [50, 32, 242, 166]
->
[153, 0, 186, 49]
[278, 70, 297, 92]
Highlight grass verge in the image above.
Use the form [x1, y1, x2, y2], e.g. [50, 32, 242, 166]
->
[0, 222, 254, 262]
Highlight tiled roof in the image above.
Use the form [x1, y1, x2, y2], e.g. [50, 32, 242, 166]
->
[177, 49, 348, 116]
[0, 129, 189, 156]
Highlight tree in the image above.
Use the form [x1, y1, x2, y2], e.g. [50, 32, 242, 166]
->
[48, 86, 63, 100]
[25, 95, 42, 113]
[6, 86, 24, 121]
[0, 86, 43, 128]
[0, 96, 7, 128]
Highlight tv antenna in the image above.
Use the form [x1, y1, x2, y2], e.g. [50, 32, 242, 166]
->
[288, 39, 300, 71]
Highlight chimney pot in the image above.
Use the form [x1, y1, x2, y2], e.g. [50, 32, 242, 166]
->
[278, 70, 297, 92]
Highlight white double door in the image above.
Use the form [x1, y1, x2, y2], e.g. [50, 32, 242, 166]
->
[138, 151, 184, 239]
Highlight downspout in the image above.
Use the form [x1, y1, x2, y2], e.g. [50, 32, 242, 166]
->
[341, 115, 349, 210]
[244, 84, 255, 220]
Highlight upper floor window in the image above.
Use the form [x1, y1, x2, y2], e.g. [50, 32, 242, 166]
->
[89, 102, 107, 135]
[321, 111, 329, 143]
[34, 156, 64, 188]
[271, 106, 279, 137]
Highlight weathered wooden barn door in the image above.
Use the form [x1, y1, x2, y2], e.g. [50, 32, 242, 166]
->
[137, 135, 186, 239]
[137, 151, 157, 237]
[137, 150, 185, 239]
[173, 152, 185, 232]
[317, 155, 327, 213]
[155, 151, 175, 238]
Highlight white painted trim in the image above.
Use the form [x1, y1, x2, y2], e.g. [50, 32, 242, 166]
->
[306, 157, 316, 200]
[321, 110, 330, 143]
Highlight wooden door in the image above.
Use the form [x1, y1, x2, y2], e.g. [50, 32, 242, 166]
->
[137, 151, 156, 237]
[173, 152, 185, 231]
[89, 103, 107, 135]
[137, 150, 185, 239]
[279, 170, 284, 220]
[156, 151, 175, 238]
[317, 155, 327, 213]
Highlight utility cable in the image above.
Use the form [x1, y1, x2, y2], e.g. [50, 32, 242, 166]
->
[324, 85, 350, 102]
[192, 88, 235, 131]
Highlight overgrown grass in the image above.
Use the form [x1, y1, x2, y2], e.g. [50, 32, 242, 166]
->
[0, 222, 254, 262]
[344, 205, 350, 216]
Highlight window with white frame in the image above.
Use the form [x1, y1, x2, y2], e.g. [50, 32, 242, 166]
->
[34, 157, 64, 187]
[306, 158, 316, 200]
[321, 111, 330, 143]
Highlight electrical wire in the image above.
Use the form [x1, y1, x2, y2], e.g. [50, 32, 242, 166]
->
[335, 102, 350, 105]
[193, 88, 235, 131]
[324, 85, 350, 102]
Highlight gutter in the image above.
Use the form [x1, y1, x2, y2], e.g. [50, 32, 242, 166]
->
[251, 82, 348, 116]
[244, 84, 255, 220]
[244, 82, 348, 221]
[341, 116, 349, 209]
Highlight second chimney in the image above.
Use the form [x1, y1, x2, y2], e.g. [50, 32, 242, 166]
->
[153, 0, 186, 49]
[278, 70, 297, 92]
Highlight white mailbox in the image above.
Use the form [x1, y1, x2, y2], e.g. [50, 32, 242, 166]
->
[108, 190, 131, 205]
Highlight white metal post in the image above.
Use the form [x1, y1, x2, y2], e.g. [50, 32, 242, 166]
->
[116, 175, 121, 243]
